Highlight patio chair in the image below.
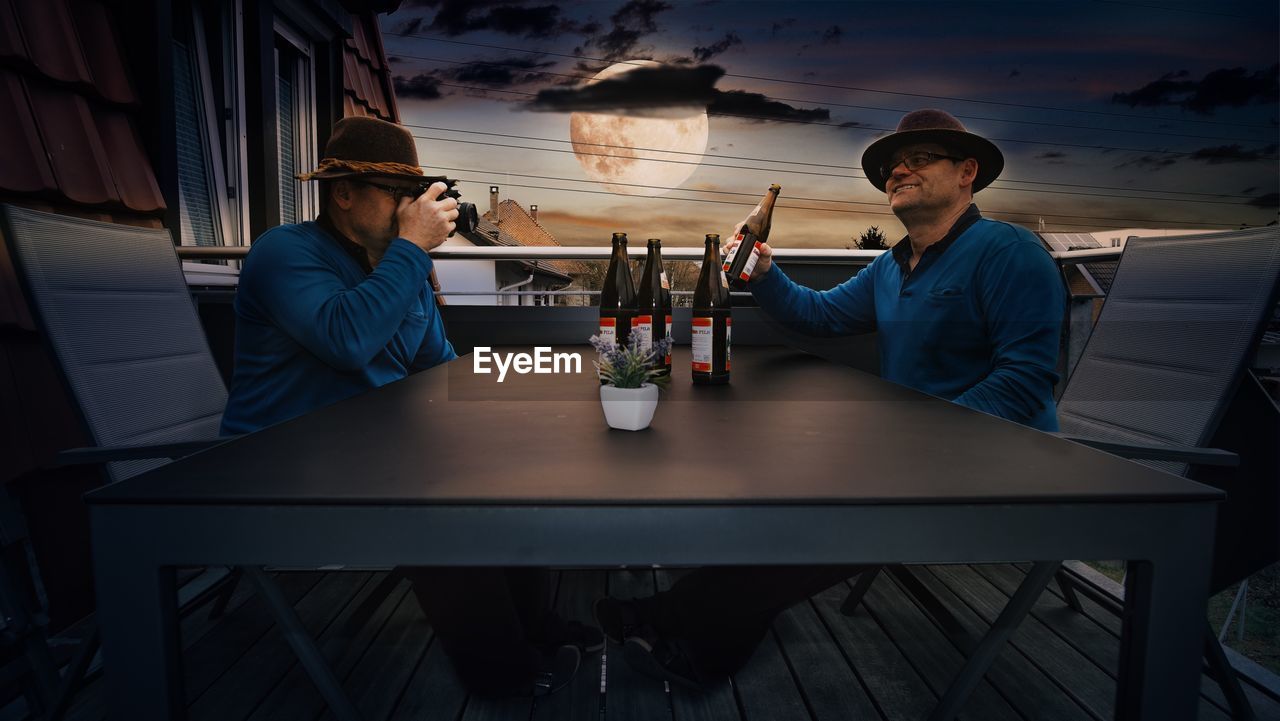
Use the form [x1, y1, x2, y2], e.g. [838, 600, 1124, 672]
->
[841, 225, 1280, 720]
[0, 204, 363, 721]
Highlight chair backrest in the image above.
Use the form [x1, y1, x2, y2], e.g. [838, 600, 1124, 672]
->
[1058, 226, 1280, 479]
[0, 205, 227, 482]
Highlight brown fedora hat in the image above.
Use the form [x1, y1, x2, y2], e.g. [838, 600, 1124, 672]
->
[297, 116, 425, 182]
[861, 109, 1004, 193]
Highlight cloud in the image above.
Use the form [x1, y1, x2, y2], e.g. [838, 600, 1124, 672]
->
[838, 120, 871, 128]
[525, 64, 724, 113]
[393, 74, 442, 100]
[395, 17, 425, 35]
[821, 25, 843, 44]
[771, 18, 796, 36]
[709, 90, 831, 123]
[1242, 186, 1258, 194]
[1246, 192, 1279, 208]
[693, 32, 741, 62]
[424, 1, 567, 38]
[583, 0, 673, 60]
[1036, 151, 1067, 164]
[1187, 143, 1279, 164]
[1115, 155, 1178, 170]
[521, 62, 830, 123]
[1008, 68, 1021, 79]
[1112, 64, 1279, 115]
[441, 56, 557, 88]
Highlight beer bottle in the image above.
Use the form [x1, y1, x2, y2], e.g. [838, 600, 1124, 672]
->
[723, 184, 781, 290]
[633, 238, 673, 375]
[599, 232, 636, 350]
[692, 233, 731, 384]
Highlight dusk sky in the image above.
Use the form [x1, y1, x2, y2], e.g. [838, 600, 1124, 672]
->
[378, 1, 1279, 249]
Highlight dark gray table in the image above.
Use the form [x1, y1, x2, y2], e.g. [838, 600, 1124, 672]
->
[87, 346, 1221, 720]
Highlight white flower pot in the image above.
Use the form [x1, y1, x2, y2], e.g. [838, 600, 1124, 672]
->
[599, 383, 659, 431]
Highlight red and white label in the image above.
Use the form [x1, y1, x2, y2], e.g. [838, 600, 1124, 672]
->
[691, 316, 713, 372]
[737, 242, 762, 282]
[660, 271, 670, 290]
[726, 317, 732, 370]
[631, 315, 653, 353]
[664, 315, 673, 366]
[598, 317, 616, 347]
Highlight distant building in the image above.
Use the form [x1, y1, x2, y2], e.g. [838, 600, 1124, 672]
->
[432, 189, 584, 306]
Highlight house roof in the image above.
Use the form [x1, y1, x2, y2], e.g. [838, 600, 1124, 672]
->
[456, 216, 572, 281]
[342, 14, 398, 122]
[0, 0, 162, 214]
[481, 199, 586, 276]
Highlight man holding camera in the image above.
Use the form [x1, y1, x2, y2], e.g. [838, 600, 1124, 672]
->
[222, 116, 459, 434]
[222, 117, 592, 697]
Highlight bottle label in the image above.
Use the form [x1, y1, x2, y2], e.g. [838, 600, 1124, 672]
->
[726, 317, 732, 370]
[737, 242, 762, 283]
[665, 315, 673, 366]
[691, 316, 713, 372]
[632, 315, 653, 353]
[660, 271, 670, 290]
[722, 241, 737, 273]
[598, 317, 616, 347]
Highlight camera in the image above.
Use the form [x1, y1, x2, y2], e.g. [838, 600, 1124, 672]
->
[411, 176, 479, 236]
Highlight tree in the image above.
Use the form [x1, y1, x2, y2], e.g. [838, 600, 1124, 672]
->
[856, 226, 888, 250]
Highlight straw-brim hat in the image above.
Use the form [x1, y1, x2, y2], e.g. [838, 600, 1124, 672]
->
[296, 116, 425, 183]
[861, 109, 1004, 193]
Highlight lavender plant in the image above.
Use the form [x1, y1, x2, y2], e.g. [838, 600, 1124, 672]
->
[589, 333, 673, 390]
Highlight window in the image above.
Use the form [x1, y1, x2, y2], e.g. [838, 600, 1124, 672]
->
[172, 1, 244, 248]
[274, 22, 317, 225]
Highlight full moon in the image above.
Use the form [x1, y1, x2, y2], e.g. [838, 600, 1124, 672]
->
[569, 61, 710, 196]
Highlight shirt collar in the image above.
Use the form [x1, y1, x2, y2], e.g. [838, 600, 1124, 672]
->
[891, 203, 983, 273]
[317, 214, 374, 274]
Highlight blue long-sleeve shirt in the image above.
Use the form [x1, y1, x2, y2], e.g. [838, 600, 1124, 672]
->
[222, 221, 456, 434]
[751, 205, 1064, 431]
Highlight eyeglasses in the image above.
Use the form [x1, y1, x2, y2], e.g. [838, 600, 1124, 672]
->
[879, 152, 965, 182]
[359, 180, 427, 202]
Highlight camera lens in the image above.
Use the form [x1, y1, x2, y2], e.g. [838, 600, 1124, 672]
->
[456, 202, 478, 234]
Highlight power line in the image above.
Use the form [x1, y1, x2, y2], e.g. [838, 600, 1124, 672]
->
[429, 81, 1280, 160]
[432, 166, 1252, 228]
[393, 52, 1269, 143]
[383, 32, 1277, 130]
[450, 175, 1248, 230]
[404, 123, 1264, 203]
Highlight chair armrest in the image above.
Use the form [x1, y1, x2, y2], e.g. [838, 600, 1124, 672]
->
[1052, 433, 1239, 467]
[56, 438, 241, 466]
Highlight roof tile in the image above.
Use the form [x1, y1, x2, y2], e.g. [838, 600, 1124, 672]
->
[0, 69, 57, 193]
[0, 0, 29, 61]
[350, 18, 376, 68]
[71, 0, 135, 105]
[13, 0, 91, 85]
[94, 107, 164, 212]
[25, 78, 118, 205]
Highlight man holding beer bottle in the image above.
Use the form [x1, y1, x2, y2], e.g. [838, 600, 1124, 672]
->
[594, 109, 1065, 689]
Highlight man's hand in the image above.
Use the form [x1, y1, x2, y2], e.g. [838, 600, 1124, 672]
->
[397, 182, 458, 253]
[722, 220, 774, 281]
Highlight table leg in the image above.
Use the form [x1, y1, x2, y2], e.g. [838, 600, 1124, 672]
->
[92, 510, 183, 721]
[1117, 555, 1211, 721]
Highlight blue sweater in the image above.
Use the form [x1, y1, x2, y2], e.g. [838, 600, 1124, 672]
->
[751, 207, 1064, 431]
[222, 221, 456, 434]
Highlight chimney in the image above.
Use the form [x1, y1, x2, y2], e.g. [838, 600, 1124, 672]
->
[490, 186, 500, 220]
[530, 204, 538, 222]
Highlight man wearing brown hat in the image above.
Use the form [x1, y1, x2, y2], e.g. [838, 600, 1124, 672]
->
[221, 117, 592, 696]
[595, 109, 1066, 689]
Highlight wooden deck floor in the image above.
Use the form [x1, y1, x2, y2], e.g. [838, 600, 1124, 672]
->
[53, 565, 1280, 721]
